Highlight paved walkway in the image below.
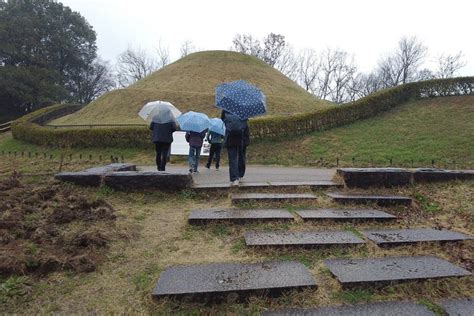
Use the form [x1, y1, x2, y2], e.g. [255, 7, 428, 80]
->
[138, 165, 336, 185]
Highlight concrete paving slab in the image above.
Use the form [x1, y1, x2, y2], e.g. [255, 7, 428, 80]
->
[324, 256, 471, 286]
[363, 228, 473, 245]
[326, 192, 412, 206]
[439, 298, 474, 316]
[152, 261, 317, 297]
[188, 209, 294, 224]
[245, 231, 365, 247]
[263, 301, 435, 315]
[232, 193, 317, 205]
[296, 209, 396, 221]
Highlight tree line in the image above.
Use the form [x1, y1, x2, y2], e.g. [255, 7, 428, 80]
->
[231, 33, 467, 103]
[0, 0, 469, 123]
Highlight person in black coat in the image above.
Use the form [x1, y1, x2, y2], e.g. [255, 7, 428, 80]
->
[149, 121, 178, 171]
[222, 111, 244, 185]
[239, 121, 250, 179]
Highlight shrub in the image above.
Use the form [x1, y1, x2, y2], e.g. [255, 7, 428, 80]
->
[11, 77, 473, 148]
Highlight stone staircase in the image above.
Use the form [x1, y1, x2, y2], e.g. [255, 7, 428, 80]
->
[153, 175, 473, 307]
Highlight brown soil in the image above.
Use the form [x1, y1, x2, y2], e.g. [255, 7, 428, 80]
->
[0, 173, 122, 276]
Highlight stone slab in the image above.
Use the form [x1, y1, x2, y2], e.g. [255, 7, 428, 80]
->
[413, 168, 474, 183]
[85, 163, 137, 173]
[324, 256, 471, 286]
[296, 209, 396, 221]
[439, 298, 474, 316]
[326, 192, 412, 206]
[337, 168, 412, 188]
[263, 301, 435, 316]
[55, 171, 103, 186]
[188, 209, 294, 224]
[232, 193, 317, 205]
[152, 260, 317, 297]
[363, 228, 473, 245]
[245, 231, 365, 247]
[104, 171, 192, 191]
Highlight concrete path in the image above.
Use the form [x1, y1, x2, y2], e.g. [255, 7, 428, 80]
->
[139, 165, 336, 185]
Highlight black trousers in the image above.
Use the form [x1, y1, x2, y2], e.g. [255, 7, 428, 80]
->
[238, 145, 247, 178]
[206, 143, 222, 168]
[155, 142, 170, 171]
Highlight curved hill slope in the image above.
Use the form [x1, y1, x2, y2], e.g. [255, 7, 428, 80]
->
[53, 51, 332, 125]
[251, 95, 474, 167]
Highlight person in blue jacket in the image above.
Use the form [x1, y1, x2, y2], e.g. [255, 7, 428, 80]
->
[149, 120, 178, 171]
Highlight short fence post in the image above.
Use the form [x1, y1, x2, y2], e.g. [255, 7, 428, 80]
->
[121, 155, 124, 163]
[389, 158, 393, 166]
[336, 157, 339, 167]
[453, 160, 456, 169]
[352, 157, 355, 166]
[431, 159, 435, 168]
[79, 154, 82, 160]
[28, 152, 31, 158]
[89, 154, 92, 161]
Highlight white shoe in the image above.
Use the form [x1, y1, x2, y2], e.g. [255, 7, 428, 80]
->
[231, 180, 240, 186]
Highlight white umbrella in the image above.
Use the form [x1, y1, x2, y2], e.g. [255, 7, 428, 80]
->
[138, 101, 181, 123]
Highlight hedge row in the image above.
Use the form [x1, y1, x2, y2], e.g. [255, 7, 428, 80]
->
[11, 77, 474, 148]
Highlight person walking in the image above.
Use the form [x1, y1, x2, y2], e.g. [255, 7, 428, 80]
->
[149, 120, 178, 171]
[238, 120, 250, 180]
[185, 130, 207, 173]
[222, 111, 245, 186]
[205, 130, 224, 170]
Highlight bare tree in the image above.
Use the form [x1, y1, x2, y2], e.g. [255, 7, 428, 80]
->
[435, 52, 466, 78]
[116, 47, 157, 87]
[231, 33, 262, 57]
[71, 58, 115, 104]
[378, 36, 427, 87]
[327, 51, 357, 103]
[180, 40, 196, 58]
[275, 45, 299, 80]
[296, 49, 320, 93]
[261, 33, 286, 66]
[156, 40, 170, 69]
[357, 72, 384, 97]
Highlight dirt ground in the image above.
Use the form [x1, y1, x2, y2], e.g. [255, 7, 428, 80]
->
[0, 173, 130, 277]
[0, 160, 472, 313]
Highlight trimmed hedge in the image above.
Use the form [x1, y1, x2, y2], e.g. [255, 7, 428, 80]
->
[11, 77, 474, 148]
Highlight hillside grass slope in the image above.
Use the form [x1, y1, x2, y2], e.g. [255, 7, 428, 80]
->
[250, 96, 474, 167]
[52, 51, 332, 125]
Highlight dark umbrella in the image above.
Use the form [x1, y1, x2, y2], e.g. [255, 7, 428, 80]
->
[215, 80, 267, 119]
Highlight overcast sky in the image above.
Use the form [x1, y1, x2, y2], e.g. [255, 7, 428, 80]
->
[61, 0, 473, 75]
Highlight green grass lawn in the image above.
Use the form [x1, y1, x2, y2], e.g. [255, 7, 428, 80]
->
[250, 96, 474, 168]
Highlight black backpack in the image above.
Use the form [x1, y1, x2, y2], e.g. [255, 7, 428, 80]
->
[225, 113, 246, 136]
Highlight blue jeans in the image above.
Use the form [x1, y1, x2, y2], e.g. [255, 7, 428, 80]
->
[188, 146, 201, 171]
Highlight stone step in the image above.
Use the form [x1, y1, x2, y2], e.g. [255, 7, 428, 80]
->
[263, 301, 435, 316]
[338, 168, 412, 188]
[193, 180, 342, 190]
[296, 208, 396, 221]
[103, 171, 192, 191]
[55, 163, 137, 186]
[152, 260, 316, 298]
[232, 193, 317, 205]
[324, 256, 471, 287]
[245, 231, 365, 247]
[362, 228, 473, 246]
[439, 298, 473, 316]
[188, 209, 294, 224]
[326, 192, 412, 206]
[337, 167, 474, 188]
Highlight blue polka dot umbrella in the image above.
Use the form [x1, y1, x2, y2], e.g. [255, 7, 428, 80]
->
[215, 80, 267, 119]
[176, 111, 211, 133]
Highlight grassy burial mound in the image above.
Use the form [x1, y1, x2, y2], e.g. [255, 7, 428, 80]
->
[52, 51, 332, 125]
